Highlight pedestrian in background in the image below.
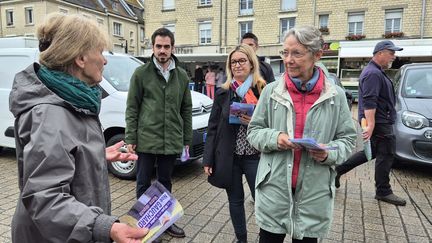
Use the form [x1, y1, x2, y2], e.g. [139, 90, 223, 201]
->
[125, 27, 192, 239]
[241, 32, 275, 83]
[335, 40, 406, 206]
[10, 13, 147, 243]
[247, 26, 356, 243]
[203, 44, 266, 243]
[205, 66, 216, 99]
[215, 67, 226, 91]
[194, 64, 204, 93]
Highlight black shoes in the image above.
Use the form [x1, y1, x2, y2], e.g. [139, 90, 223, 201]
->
[375, 193, 406, 206]
[166, 223, 186, 238]
[335, 174, 341, 189]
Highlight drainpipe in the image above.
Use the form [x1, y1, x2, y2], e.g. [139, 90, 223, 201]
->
[420, 0, 426, 38]
[312, 0, 316, 26]
[219, 0, 222, 53]
[224, 0, 227, 49]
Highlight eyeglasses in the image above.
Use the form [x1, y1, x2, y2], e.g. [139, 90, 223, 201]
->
[230, 58, 248, 66]
[279, 50, 310, 59]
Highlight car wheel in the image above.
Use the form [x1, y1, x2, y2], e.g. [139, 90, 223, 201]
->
[106, 134, 137, 180]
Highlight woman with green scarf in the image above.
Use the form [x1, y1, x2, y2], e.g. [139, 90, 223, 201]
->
[9, 13, 147, 243]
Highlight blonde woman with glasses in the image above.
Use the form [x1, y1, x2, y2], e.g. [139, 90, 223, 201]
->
[203, 44, 266, 243]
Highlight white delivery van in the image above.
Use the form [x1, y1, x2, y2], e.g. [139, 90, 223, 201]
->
[0, 45, 213, 180]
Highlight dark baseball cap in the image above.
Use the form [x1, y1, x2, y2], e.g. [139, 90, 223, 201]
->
[373, 40, 403, 54]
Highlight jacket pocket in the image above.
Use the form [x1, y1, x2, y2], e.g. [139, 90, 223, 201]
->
[255, 159, 271, 189]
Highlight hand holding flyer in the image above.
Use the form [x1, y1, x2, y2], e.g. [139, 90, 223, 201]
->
[120, 181, 184, 243]
[229, 102, 255, 124]
[289, 138, 338, 151]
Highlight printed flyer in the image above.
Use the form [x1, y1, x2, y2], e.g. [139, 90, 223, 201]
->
[229, 102, 255, 124]
[120, 181, 184, 243]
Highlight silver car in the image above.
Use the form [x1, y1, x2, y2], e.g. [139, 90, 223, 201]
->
[393, 63, 432, 165]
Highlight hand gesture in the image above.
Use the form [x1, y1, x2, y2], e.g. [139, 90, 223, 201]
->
[106, 141, 138, 162]
[110, 223, 148, 243]
[204, 166, 213, 176]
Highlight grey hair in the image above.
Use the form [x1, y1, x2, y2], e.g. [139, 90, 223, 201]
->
[283, 26, 323, 53]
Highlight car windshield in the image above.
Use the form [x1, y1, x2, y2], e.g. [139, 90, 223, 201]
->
[103, 54, 142, 91]
[403, 68, 432, 98]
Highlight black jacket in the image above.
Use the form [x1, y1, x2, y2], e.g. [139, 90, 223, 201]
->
[202, 87, 260, 189]
[258, 56, 275, 83]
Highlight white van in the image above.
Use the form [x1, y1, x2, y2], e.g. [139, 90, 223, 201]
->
[0, 46, 212, 180]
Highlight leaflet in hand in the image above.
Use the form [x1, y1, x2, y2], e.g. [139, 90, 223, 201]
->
[229, 102, 255, 124]
[289, 138, 338, 151]
[120, 181, 184, 243]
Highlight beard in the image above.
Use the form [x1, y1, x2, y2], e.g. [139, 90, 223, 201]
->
[156, 54, 170, 64]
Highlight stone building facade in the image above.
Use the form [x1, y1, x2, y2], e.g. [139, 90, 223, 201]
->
[143, 0, 431, 74]
[0, 0, 145, 55]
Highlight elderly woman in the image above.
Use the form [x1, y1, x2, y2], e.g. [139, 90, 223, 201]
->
[10, 14, 147, 243]
[203, 44, 266, 243]
[247, 26, 357, 243]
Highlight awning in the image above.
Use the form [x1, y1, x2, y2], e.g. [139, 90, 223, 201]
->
[339, 39, 432, 58]
[175, 53, 228, 63]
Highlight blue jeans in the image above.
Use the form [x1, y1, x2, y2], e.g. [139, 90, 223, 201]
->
[226, 155, 259, 241]
[136, 153, 177, 199]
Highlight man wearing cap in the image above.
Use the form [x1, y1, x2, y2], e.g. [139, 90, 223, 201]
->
[335, 40, 406, 206]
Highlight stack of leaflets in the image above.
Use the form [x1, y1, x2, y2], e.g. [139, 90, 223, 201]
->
[120, 181, 184, 243]
[289, 138, 338, 151]
[229, 102, 255, 124]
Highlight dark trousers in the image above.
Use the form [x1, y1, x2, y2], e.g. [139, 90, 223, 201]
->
[226, 155, 259, 241]
[259, 228, 317, 243]
[336, 123, 395, 196]
[136, 152, 177, 199]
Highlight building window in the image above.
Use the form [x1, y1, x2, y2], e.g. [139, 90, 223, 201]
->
[239, 21, 253, 39]
[319, 14, 328, 28]
[140, 27, 145, 42]
[163, 0, 175, 10]
[199, 22, 212, 45]
[239, 0, 253, 15]
[199, 0, 212, 5]
[112, 2, 118, 11]
[163, 23, 176, 36]
[280, 17, 295, 42]
[59, 8, 68, 14]
[113, 22, 122, 36]
[6, 9, 14, 26]
[385, 9, 402, 33]
[25, 7, 33, 25]
[281, 0, 296, 11]
[348, 12, 364, 35]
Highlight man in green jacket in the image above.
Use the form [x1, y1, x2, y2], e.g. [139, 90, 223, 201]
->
[125, 27, 192, 239]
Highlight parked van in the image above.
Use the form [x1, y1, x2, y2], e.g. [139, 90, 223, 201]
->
[0, 46, 213, 179]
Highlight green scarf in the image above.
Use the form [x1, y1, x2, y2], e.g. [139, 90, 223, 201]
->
[37, 65, 101, 114]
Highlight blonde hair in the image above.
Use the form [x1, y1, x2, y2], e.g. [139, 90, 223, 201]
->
[37, 13, 109, 72]
[222, 44, 266, 93]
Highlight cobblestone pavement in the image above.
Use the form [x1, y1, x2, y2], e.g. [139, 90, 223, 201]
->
[0, 109, 431, 243]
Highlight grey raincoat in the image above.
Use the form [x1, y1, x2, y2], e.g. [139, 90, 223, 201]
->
[9, 63, 117, 243]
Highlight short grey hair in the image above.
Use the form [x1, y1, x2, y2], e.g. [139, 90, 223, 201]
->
[283, 26, 323, 53]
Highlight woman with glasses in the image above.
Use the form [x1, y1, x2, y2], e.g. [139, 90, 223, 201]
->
[203, 44, 266, 243]
[247, 26, 356, 243]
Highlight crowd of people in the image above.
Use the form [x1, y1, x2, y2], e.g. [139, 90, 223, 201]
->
[9, 13, 407, 243]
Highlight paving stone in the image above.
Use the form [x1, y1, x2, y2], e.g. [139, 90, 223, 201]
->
[343, 231, 364, 241]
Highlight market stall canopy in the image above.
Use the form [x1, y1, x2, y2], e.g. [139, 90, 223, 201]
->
[339, 39, 432, 58]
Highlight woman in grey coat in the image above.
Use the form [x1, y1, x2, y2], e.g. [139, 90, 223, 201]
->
[10, 13, 147, 243]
